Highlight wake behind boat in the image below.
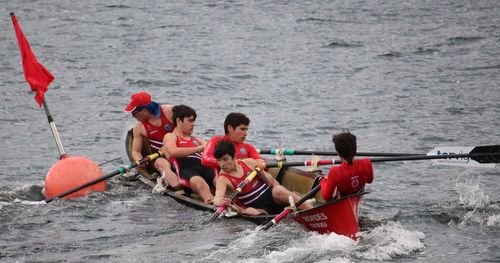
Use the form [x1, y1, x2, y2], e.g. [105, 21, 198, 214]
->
[121, 128, 366, 239]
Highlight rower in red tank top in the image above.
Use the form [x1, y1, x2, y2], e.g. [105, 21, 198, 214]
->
[213, 140, 313, 216]
[142, 107, 174, 152]
[163, 105, 215, 204]
[218, 160, 270, 209]
[125, 91, 180, 188]
[320, 132, 374, 200]
[201, 112, 265, 169]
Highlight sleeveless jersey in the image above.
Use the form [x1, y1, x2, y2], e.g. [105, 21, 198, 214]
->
[170, 136, 203, 163]
[201, 135, 262, 169]
[320, 158, 373, 200]
[142, 108, 174, 152]
[218, 160, 270, 207]
[167, 135, 206, 188]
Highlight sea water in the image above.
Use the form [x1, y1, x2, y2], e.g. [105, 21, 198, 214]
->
[1, 0, 499, 262]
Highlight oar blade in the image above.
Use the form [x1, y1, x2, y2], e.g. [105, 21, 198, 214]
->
[427, 146, 499, 167]
[470, 145, 500, 163]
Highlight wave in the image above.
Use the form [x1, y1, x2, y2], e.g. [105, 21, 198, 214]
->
[446, 36, 484, 46]
[325, 41, 364, 48]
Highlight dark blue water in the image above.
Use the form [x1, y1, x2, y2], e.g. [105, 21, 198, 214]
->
[1, 0, 499, 262]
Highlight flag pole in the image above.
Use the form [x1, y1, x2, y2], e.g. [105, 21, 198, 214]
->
[42, 98, 67, 159]
[10, 12, 66, 160]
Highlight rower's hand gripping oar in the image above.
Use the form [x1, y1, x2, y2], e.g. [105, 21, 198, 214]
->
[45, 151, 164, 203]
[260, 184, 321, 231]
[206, 167, 261, 223]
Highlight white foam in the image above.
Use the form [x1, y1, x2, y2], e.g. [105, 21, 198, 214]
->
[232, 230, 356, 263]
[12, 198, 46, 205]
[486, 214, 500, 226]
[262, 232, 356, 263]
[455, 175, 490, 207]
[355, 221, 425, 261]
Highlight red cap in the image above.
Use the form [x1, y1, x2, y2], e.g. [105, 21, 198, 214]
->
[124, 92, 152, 112]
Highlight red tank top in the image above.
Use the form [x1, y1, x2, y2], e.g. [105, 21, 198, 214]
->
[175, 136, 202, 148]
[168, 135, 203, 165]
[218, 160, 269, 207]
[320, 158, 373, 199]
[142, 108, 174, 152]
[201, 135, 263, 169]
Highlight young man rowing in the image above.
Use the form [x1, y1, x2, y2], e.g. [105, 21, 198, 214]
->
[320, 132, 373, 200]
[162, 105, 215, 204]
[202, 112, 265, 170]
[213, 139, 313, 216]
[125, 91, 180, 188]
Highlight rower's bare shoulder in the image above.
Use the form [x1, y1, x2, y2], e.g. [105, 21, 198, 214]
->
[132, 122, 146, 137]
[161, 104, 174, 114]
[163, 131, 176, 141]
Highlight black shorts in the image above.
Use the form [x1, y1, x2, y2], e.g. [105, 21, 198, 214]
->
[178, 156, 216, 187]
[248, 186, 286, 215]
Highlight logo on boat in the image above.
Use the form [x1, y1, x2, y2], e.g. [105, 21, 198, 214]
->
[164, 124, 172, 132]
[302, 212, 328, 222]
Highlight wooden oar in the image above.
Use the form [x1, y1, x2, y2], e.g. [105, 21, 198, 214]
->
[258, 145, 500, 159]
[45, 151, 164, 203]
[206, 167, 261, 223]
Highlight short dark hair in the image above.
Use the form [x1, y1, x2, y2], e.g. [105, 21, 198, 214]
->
[214, 139, 235, 159]
[332, 132, 357, 165]
[224, 112, 250, 134]
[172, 105, 197, 126]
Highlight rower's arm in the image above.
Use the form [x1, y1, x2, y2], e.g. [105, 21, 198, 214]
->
[213, 176, 232, 206]
[258, 170, 279, 187]
[131, 124, 145, 162]
[163, 133, 203, 158]
[201, 136, 220, 169]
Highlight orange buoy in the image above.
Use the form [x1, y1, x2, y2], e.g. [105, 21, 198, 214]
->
[44, 156, 105, 199]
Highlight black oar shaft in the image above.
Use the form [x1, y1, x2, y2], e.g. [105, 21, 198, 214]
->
[45, 151, 162, 203]
[45, 170, 120, 203]
[258, 149, 421, 157]
[263, 152, 500, 170]
[369, 152, 500, 164]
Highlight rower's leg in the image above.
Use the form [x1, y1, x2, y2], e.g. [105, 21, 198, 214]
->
[189, 175, 214, 204]
[271, 185, 313, 210]
[154, 158, 180, 188]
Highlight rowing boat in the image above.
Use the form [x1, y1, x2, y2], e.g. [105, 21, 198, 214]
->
[121, 128, 366, 239]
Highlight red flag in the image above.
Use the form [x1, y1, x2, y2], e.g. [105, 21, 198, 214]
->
[11, 13, 54, 107]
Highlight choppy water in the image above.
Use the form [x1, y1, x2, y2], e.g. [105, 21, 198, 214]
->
[1, 0, 499, 262]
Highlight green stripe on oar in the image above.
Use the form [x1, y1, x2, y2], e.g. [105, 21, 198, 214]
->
[45, 151, 164, 203]
[206, 167, 261, 223]
[258, 145, 500, 159]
